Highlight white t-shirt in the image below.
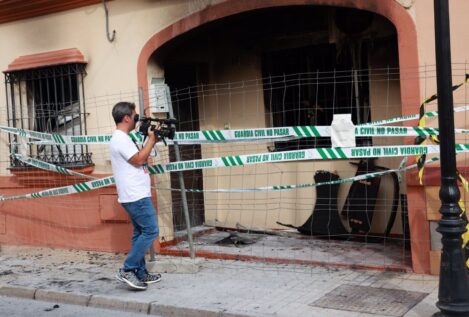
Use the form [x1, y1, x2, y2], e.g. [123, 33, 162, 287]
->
[109, 130, 151, 203]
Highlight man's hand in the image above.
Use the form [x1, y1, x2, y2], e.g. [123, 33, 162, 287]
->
[147, 124, 161, 144]
[128, 124, 161, 166]
[147, 126, 156, 140]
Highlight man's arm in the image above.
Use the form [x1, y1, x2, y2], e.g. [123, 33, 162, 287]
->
[128, 127, 158, 166]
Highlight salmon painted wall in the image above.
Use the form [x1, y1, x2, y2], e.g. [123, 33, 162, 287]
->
[0, 171, 160, 252]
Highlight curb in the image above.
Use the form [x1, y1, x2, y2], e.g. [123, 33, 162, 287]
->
[0, 285, 36, 299]
[88, 295, 149, 314]
[0, 285, 252, 317]
[35, 289, 91, 306]
[149, 304, 253, 317]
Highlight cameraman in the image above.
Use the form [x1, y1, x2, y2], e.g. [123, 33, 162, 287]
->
[110, 101, 161, 290]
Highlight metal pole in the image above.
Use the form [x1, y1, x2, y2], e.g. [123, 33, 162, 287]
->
[5, 75, 13, 164]
[139, 87, 156, 262]
[138, 87, 145, 116]
[165, 85, 195, 259]
[434, 1, 469, 315]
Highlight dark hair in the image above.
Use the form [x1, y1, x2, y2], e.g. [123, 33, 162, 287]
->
[112, 102, 136, 124]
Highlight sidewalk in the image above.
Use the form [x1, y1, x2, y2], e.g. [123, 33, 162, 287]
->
[0, 245, 439, 317]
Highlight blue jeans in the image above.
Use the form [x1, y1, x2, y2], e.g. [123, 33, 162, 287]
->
[121, 197, 159, 279]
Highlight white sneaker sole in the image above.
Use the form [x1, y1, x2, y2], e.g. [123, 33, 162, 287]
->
[115, 274, 147, 290]
[115, 274, 124, 282]
[144, 277, 162, 284]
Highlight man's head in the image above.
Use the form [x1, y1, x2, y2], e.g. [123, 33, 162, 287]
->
[112, 102, 137, 131]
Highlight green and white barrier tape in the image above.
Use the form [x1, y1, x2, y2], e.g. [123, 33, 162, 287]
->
[362, 104, 469, 126]
[0, 126, 112, 144]
[14, 150, 434, 193]
[2, 104, 469, 146]
[145, 144, 469, 175]
[2, 125, 469, 146]
[0, 175, 115, 201]
[14, 143, 468, 179]
[0, 126, 61, 143]
[13, 154, 96, 179]
[160, 157, 440, 193]
[2, 104, 468, 200]
[0, 155, 439, 201]
[170, 125, 467, 142]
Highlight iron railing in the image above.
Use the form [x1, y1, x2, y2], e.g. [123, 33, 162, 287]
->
[4, 63, 92, 168]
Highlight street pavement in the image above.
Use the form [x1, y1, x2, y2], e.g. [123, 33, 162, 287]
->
[0, 245, 440, 317]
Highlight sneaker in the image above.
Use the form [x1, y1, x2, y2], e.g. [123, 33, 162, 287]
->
[140, 272, 162, 284]
[116, 269, 147, 290]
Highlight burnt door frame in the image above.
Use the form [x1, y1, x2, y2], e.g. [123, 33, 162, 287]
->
[165, 63, 205, 231]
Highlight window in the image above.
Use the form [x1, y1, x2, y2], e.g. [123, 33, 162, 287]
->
[5, 63, 92, 168]
[262, 43, 371, 151]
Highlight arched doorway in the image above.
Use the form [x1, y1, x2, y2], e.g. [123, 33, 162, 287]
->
[137, 0, 419, 113]
[138, 0, 428, 273]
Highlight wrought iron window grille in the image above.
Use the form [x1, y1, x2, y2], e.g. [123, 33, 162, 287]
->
[4, 63, 92, 168]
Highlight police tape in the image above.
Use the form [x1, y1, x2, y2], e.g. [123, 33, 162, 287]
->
[415, 75, 469, 184]
[8, 152, 422, 194]
[416, 74, 468, 130]
[0, 126, 146, 145]
[11, 143, 469, 179]
[412, 75, 469, 264]
[13, 154, 96, 179]
[145, 144, 469, 175]
[171, 126, 467, 142]
[2, 123, 469, 146]
[0, 125, 113, 144]
[159, 157, 440, 193]
[0, 175, 115, 201]
[364, 104, 469, 126]
[0, 155, 440, 201]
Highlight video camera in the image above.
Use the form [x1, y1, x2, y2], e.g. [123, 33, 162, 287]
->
[134, 114, 177, 145]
